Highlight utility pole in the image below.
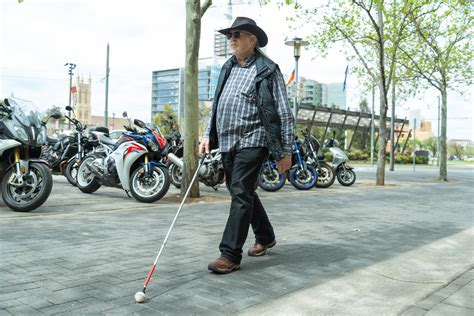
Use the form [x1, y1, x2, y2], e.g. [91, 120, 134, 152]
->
[104, 43, 110, 127]
[64, 62, 76, 130]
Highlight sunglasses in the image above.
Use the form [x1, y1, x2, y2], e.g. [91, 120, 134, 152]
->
[226, 31, 251, 40]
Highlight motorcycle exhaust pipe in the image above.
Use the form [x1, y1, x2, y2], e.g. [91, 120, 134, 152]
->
[168, 153, 208, 177]
[167, 153, 183, 169]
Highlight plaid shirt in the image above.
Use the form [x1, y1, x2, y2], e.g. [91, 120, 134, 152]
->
[205, 55, 294, 154]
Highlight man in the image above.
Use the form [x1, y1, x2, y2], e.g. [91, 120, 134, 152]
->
[199, 17, 295, 274]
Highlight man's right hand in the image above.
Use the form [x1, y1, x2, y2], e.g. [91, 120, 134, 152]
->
[199, 137, 210, 155]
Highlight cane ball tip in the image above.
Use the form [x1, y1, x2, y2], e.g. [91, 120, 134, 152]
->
[135, 291, 146, 303]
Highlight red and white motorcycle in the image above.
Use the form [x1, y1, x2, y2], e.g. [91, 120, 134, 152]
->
[76, 118, 170, 203]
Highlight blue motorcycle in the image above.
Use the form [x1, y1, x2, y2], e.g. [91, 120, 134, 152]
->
[289, 138, 318, 190]
[258, 138, 318, 191]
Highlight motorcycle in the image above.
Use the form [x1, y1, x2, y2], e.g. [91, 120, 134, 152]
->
[62, 106, 107, 186]
[167, 149, 225, 191]
[0, 97, 58, 212]
[162, 117, 184, 189]
[41, 106, 84, 184]
[325, 138, 356, 186]
[289, 138, 318, 190]
[300, 129, 336, 188]
[75, 117, 170, 203]
[258, 138, 318, 191]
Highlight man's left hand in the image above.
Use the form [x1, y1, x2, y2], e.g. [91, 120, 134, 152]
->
[276, 154, 292, 174]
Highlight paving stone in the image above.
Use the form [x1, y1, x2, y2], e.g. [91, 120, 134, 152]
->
[38, 301, 86, 315]
[400, 305, 428, 316]
[425, 302, 474, 316]
[1, 169, 473, 315]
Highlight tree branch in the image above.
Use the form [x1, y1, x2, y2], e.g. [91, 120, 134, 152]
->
[334, 24, 376, 81]
[201, 0, 212, 18]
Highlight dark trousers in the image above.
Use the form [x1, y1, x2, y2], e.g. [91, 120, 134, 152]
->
[219, 147, 275, 263]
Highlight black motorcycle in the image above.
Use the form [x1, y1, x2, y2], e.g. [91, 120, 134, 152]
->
[41, 107, 80, 181]
[300, 129, 336, 188]
[0, 97, 59, 212]
[162, 117, 184, 189]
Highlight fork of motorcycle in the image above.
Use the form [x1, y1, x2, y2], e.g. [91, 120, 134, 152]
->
[11, 148, 24, 185]
[144, 155, 149, 174]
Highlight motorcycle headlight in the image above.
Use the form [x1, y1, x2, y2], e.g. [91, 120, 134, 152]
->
[14, 125, 29, 142]
[147, 139, 158, 151]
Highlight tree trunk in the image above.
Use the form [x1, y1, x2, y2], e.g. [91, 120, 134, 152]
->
[439, 88, 448, 181]
[375, 2, 387, 186]
[182, 0, 201, 198]
[376, 82, 388, 186]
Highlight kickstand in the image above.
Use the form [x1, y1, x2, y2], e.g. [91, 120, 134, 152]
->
[125, 190, 132, 198]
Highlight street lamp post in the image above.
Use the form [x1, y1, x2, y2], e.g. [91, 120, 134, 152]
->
[64, 62, 76, 129]
[285, 37, 309, 120]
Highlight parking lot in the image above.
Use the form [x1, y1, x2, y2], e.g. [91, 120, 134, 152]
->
[1, 166, 473, 315]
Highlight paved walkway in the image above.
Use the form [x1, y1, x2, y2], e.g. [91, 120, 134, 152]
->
[0, 166, 473, 315]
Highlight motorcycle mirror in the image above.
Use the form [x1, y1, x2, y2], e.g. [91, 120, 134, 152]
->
[134, 119, 145, 128]
[122, 111, 128, 118]
[3, 98, 11, 107]
[50, 112, 62, 120]
[65, 105, 73, 111]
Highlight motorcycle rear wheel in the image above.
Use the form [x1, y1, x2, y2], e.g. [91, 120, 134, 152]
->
[76, 156, 101, 193]
[130, 165, 170, 203]
[1, 162, 52, 212]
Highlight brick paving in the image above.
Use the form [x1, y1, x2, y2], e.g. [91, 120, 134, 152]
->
[0, 166, 472, 315]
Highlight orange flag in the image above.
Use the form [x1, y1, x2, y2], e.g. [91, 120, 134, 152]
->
[286, 70, 295, 86]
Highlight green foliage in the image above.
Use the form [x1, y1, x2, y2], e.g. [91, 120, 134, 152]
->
[152, 104, 179, 137]
[359, 98, 370, 113]
[421, 137, 437, 155]
[348, 149, 369, 161]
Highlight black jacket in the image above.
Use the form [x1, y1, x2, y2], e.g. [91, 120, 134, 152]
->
[208, 51, 286, 161]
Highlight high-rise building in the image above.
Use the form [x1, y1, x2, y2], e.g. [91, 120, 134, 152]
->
[286, 76, 323, 107]
[151, 65, 221, 121]
[324, 83, 347, 109]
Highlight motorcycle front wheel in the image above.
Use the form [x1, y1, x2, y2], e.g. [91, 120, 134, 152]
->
[169, 163, 182, 189]
[289, 165, 318, 190]
[1, 162, 53, 212]
[315, 161, 336, 188]
[130, 165, 170, 203]
[258, 165, 286, 192]
[337, 168, 356, 186]
[65, 159, 78, 186]
[76, 156, 101, 193]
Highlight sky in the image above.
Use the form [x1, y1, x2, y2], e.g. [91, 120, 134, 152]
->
[1, 0, 472, 140]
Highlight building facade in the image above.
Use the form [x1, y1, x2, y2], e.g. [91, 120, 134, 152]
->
[324, 83, 347, 109]
[151, 65, 221, 121]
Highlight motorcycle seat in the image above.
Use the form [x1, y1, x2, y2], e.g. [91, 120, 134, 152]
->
[46, 136, 59, 144]
[98, 134, 116, 148]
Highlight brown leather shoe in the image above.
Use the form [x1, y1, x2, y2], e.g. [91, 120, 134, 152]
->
[248, 240, 276, 257]
[208, 256, 240, 274]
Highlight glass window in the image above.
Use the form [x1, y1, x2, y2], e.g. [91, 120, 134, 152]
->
[157, 82, 177, 90]
[158, 97, 178, 104]
[157, 74, 179, 82]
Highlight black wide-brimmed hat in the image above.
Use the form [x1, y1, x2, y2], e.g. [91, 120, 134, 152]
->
[218, 17, 268, 47]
